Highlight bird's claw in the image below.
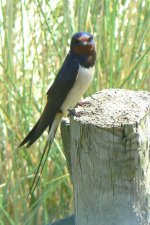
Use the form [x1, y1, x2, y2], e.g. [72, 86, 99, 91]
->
[77, 101, 91, 107]
[68, 109, 82, 117]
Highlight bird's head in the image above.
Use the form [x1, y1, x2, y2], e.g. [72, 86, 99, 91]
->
[70, 32, 95, 56]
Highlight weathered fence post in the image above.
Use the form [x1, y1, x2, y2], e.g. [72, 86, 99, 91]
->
[49, 89, 150, 225]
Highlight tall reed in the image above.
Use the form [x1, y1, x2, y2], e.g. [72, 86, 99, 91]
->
[0, 0, 149, 224]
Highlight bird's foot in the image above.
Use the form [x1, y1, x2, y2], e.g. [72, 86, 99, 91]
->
[68, 109, 82, 117]
[68, 109, 76, 117]
[77, 101, 91, 107]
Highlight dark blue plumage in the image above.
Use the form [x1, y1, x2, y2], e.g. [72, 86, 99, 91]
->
[19, 32, 96, 195]
[20, 57, 79, 148]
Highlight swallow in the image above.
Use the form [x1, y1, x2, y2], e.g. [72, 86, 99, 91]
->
[19, 32, 96, 195]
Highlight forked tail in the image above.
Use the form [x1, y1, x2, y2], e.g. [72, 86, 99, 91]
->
[28, 112, 63, 197]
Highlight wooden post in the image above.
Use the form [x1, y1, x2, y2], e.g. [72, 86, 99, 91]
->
[61, 89, 150, 225]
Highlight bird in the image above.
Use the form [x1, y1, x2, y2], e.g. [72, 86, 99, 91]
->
[19, 31, 96, 195]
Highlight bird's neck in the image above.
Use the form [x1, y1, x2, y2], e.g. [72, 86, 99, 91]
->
[70, 51, 96, 69]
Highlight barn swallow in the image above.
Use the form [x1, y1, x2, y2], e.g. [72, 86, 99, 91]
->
[19, 32, 96, 195]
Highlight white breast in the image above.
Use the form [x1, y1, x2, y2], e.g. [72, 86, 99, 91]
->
[61, 65, 95, 113]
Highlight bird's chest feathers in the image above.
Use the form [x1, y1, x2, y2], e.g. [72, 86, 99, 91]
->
[76, 65, 94, 88]
[70, 65, 94, 99]
[61, 65, 94, 112]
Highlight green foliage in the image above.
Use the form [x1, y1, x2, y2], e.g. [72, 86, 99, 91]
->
[0, 0, 149, 224]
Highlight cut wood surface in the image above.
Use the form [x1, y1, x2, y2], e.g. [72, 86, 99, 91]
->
[51, 89, 150, 225]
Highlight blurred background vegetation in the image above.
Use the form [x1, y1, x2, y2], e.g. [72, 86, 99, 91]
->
[0, 0, 149, 224]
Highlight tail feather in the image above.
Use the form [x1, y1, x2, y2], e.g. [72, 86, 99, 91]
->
[18, 119, 41, 147]
[27, 112, 63, 196]
[19, 100, 56, 148]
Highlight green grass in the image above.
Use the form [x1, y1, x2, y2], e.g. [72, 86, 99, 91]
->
[0, 0, 149, 224]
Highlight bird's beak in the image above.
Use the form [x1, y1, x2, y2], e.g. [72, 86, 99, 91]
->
[79, 41, 88, 46]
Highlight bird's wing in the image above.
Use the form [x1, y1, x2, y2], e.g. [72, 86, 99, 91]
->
[19, 56, 79, 148]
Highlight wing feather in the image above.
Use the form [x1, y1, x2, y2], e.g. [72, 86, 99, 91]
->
[19, 55, 79, 148]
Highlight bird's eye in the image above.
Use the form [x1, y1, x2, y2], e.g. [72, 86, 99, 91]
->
[88, 36, 93, 42]
[73, 38, 80, 44]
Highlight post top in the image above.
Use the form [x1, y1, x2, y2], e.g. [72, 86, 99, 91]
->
[74, 89, 150, 128]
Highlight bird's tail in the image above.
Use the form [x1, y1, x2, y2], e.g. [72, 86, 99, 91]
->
[19, 99, 57, 148]
[28, 112, 63, 197]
